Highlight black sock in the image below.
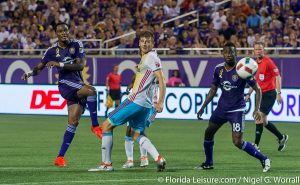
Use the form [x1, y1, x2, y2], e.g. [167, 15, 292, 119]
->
[255, 124, 263, 145]
[265, 122, 283, 140]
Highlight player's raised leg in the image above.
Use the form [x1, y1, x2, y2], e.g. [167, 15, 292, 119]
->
[77, 85, 102, 139]
[55, 104, 82, 167]
[230, 111, 271, 172]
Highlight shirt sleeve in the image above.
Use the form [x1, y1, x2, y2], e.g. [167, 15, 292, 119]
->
[212, 67, 220, 86]
[41, 47, 53, 64]
[268, 59, 280, 76]
[246, 78, 257, 88]
[74, 40, 85, 58]
[145, 53, 162, 72]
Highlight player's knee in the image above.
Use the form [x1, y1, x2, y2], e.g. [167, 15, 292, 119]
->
[233, 139, 243, 148]
[102, 120, 113, 132]
[90, 87, 96, 96]
[68, 121, 79, 127]
[204, 128, 214, 140]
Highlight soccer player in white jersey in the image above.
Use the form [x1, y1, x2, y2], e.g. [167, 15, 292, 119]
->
[122, 77, 158, 168]
[88, 30, 166, 172]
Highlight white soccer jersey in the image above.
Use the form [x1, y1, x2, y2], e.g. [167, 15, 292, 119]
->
[128, 51, 162, 108]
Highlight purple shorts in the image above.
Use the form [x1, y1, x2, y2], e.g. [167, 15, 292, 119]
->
[58, 79, 86, 110]
[209, 109, 245, 133]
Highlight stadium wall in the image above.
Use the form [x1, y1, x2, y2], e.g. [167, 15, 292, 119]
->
[0, 57, 300, 87]
[0, 84, 299, 122]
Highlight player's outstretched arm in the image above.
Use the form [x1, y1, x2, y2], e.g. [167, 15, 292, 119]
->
[251, 83, 262, 120]
[197, 85, 217, 120]
[46, 58, 85, 71]
[21, 62, 46, 80]
[154, 69, 166, 113]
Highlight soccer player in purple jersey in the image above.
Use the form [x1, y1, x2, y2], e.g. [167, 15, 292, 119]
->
[21, 22, 102, 167]
[195, 42, 271, 172]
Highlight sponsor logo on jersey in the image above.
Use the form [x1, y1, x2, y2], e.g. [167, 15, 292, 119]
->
[259, 74, 264, 81]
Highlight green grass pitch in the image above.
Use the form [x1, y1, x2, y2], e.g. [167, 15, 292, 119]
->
[0, 114, 299, 185]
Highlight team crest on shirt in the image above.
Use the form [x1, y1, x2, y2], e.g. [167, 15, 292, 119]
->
[259, 74, 264, 81]
[219, 69, 223, 78]
[232, 74, 238, 82]
[69, 47, 75, 54]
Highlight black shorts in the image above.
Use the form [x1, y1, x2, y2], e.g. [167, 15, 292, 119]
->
[109, 89, 121, 100]
[260, 90, 276, 115]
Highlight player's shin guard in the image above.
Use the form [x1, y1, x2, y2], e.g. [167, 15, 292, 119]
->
[102, 132, 113, 164]
[204, 140, 214, 165]
[266, 122, 283, 140]
[58, 124, 76, 157]
[137, 135, 159, 161]
[125, 136, 134, 161]
[87, 95, 99, 127]
[140, 144, 147, 158]
[241, 141, 267, 161]
[255, 124, 264, 145]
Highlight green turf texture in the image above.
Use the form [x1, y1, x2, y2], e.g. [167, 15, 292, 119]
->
[0, 115, 299, 185]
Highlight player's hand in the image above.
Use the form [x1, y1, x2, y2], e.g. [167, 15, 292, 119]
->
[244, 94, 250, 102]
[46, 61, 59, 68]
[21, 73, 29, 80]
[253, 110, 262, 121]
[276, 94, 282, 104]
[154, 102, 163, 113]
[197, 108, 204, 120]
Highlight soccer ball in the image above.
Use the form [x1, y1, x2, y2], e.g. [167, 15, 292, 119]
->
[236, 57, 258, 79]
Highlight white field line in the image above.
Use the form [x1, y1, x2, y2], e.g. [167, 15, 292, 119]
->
[0, 179, 156, 185]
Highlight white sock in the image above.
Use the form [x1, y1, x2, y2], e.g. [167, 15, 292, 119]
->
[102, 132, 113, 164]
[138, 136, 159, 161]
[140, 144, 147, 158]
[125, 136, 134, 161]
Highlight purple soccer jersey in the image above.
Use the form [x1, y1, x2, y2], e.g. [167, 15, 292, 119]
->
[42, 39, 86, 107]
[212, 62, 256, 112]
[42, 39, 85, 83]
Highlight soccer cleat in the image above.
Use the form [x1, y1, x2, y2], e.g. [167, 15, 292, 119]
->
[194, 163, 214, 170]
[261, 158, 271, 172]
[54, 156, 66, 167]
[91, 126, 103, 139]
[122, 160, 134, 169]
[156, 155, 166, 172]
[252, 143, 261, 152]
[88, 163, 114, 172]
[140, 156, 149, 167]
[278, 134, 288, 151]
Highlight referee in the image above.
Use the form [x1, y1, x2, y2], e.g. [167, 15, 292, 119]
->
[245, 42, 288, 152]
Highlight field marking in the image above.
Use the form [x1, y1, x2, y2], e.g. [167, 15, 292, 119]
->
[0, 179, 156, 185]
[0, 166, 300, 172]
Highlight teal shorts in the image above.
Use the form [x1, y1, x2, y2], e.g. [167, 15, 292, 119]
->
[108, 99, 151, 133]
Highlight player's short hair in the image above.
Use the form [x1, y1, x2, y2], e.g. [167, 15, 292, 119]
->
[223, 42, 237, 54]
[54, 22, 69, 32]
[223, 42, 236, 49]
[139, 30, 154, 40]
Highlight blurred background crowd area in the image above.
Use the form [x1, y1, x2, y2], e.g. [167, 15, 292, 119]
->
[0, 0, 300, 55]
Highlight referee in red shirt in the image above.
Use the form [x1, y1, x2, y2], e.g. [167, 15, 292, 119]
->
[245, 42, 288, 151]
[105, 64, 122, 117]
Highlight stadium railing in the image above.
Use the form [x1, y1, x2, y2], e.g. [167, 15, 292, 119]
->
[1, 47, 300, 57]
